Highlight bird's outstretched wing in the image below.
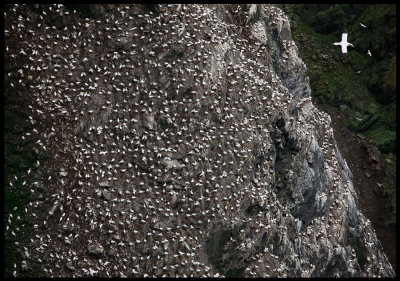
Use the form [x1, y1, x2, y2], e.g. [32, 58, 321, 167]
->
[341, 32, 348, 43]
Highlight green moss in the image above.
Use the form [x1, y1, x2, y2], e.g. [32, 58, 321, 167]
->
[289, 5, 396, 154]
[287, 4, 397, 226]
[363, 128, 396, 154]
[384, 62, 396, 90]
[296, 21, 337, 45]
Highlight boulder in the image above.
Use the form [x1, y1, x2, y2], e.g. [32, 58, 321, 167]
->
[88, 243, 104, 256]
[143, 113, 156, 130]
[101, 190, 111, 201]
[161, 158, 184, 170]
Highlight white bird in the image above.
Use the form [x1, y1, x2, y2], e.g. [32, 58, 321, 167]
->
[89, 268, 98, 276]
[355, 117, 363, 122]
[333, 28, 354, 56]
[367, 50, 372, 56]
[360, 22, 367, 28]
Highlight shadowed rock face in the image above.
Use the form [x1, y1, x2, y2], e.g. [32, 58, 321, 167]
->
[4, 3, 394, 278]
[63, 4, 105, 19]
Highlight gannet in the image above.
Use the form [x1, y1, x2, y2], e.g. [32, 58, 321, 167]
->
[367, 50, 372, 56]
[360, 22, 367, 28]
[333, 28, 354, 56]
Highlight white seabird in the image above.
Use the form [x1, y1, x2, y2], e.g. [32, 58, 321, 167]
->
[367, 50, 372, 56]
[360, 22, 367, 28]
[333, 28, 354, 55]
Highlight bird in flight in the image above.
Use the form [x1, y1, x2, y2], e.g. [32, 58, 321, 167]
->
[333, 27, 354, 58]
[360, 22, 367, 28]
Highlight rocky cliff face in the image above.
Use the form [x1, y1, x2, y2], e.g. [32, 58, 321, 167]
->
[4, 4, 395, 277]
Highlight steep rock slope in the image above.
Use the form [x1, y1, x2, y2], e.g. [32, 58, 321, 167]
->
[4, 4, 395, 277]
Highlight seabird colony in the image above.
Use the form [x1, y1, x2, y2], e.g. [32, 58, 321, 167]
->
[4, 4, 394, 278]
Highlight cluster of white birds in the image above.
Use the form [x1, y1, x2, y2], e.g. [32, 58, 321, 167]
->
[4, 3, 394, 278]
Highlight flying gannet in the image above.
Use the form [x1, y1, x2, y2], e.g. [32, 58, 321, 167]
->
[367, 50, 372, 56]
[333, 27, 354, 57]
[360, 22, 367, 28]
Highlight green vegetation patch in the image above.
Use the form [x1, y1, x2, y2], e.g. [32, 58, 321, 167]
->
[363, 128, 396, 155]
[288, 5, 396, 155]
